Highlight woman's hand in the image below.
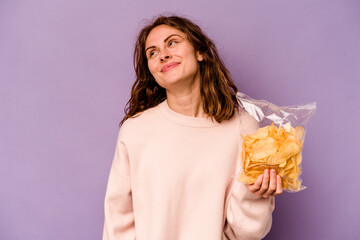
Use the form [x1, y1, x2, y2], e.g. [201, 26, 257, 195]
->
[246, 169, 283, 198]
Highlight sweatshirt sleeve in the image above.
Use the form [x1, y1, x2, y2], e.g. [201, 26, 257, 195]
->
[103, 135, 135, 240]
[223, 110, 275, 240]
[223, 180, 275, 240]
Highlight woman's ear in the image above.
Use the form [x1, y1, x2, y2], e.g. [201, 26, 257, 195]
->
[196, 51, 204, 62]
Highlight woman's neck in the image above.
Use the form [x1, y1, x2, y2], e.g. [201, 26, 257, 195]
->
[165, 82, 206, 118]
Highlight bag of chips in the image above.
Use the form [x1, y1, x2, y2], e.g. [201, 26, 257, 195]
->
[236, 92, 316, 192]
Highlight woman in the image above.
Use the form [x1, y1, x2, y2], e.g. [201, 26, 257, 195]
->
[103, 15, 283, 240]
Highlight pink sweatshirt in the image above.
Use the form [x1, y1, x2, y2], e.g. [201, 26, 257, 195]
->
[103, 99, 274, 240]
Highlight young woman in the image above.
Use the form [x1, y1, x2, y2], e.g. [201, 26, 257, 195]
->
[103, 15, 283, 240]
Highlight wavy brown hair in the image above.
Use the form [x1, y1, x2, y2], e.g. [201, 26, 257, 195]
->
[120, 15, 239, 126]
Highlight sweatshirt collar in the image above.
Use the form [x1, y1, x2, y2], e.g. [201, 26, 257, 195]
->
[159, 99, 220, 128]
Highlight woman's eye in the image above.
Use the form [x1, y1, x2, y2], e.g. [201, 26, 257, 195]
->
[148, 51, 157, 58]
[168, 40, 177, 46]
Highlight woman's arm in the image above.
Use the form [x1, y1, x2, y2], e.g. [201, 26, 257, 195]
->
[222, 110, 277, 239]
[103, 140, 135, 240]
[223, 180, 275, 240]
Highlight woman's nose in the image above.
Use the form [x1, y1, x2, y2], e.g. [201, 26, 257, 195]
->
[159, 49, 172, 62]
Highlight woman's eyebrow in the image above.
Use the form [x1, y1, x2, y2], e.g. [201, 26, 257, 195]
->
[145, 34, 183, 53]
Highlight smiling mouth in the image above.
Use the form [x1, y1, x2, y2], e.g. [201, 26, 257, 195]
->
[161, 62, 180, 72]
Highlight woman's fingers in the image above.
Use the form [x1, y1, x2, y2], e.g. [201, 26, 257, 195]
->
[247, 174, 263, 193]
[272, 175, 283, 196]
[256, 169, 270, 196]
[247, 169, 284, 198]
[262, 169, 277, 198]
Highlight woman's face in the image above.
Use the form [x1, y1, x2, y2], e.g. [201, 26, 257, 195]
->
[145, 25, 203, 91]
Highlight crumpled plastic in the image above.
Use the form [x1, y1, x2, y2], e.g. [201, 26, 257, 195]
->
[237, 92, 316, 192]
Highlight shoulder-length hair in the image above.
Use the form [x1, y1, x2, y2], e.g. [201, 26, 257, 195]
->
[120, 15, 239, 126]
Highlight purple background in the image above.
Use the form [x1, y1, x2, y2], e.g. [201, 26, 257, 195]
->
[1, 0, 359, 239]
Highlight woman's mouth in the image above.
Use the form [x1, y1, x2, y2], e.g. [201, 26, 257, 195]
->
[161, 62, 180, 72]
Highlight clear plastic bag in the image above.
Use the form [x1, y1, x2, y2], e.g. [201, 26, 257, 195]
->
[236, 92, 316, 192]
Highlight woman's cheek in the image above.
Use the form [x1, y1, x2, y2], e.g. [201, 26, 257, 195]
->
[148, 63, 157, 76]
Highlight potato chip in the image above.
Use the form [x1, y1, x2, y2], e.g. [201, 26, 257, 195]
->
[250, 137, 278, 161]
[239, 123, 305, 192]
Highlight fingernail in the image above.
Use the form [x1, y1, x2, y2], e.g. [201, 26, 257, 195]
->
[271, 169, 276, 175]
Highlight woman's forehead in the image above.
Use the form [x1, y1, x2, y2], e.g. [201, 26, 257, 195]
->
[145, 25, 186, 48]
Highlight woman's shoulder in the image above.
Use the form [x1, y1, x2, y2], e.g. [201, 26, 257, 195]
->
[237, 107, 259, 135]
[119, 102, 164, 137]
